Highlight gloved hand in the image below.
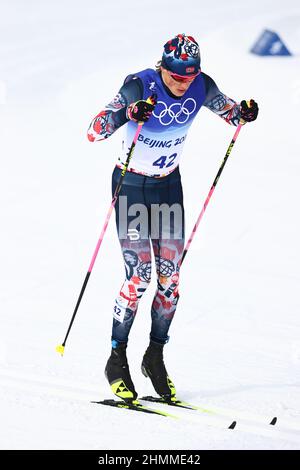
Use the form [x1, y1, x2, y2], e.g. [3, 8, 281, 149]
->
[240, 99, 259, 123]
[127, 99, 155, 123]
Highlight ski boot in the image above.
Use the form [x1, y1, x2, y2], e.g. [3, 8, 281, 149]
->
[105, 342, 138, 402]
[141, 341, 176, 399]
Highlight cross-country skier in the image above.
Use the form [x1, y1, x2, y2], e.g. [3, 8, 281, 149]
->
[87, 34, 258, 403]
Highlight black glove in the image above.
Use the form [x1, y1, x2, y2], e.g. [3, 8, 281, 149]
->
[127, 99, 155, 123]
[240, 99, 259, 122]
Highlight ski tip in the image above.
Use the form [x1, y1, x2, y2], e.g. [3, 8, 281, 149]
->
[270, 417, 277, 426]
[228, 420, 237, 429]
[56, 344, 65, 356]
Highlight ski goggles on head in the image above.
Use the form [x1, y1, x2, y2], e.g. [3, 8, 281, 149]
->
[167, 69, 201, 82]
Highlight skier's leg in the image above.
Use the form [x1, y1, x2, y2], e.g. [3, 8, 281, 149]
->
[105, 167, 151, 401]
[142, 168, 185, 398]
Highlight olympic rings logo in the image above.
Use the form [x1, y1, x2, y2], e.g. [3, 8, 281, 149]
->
[152, 99, 197, 126]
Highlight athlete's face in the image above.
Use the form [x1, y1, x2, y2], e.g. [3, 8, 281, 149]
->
[161, 67, 196, 97]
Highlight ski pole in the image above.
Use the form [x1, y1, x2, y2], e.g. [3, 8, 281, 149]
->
[180, 121, 243, 266]
[56, 95, 156, 356]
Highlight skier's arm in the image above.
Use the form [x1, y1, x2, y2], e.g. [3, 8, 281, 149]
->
[87, 77, 144, 142]
[202, 73, 241, 126]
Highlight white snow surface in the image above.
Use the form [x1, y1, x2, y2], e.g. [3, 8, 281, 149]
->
[0, 0, 300, 450]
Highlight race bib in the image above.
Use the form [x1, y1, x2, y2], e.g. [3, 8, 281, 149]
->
[113, 295, 129, 323]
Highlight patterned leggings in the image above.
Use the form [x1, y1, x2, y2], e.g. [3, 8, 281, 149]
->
[111, 165, 185, 345]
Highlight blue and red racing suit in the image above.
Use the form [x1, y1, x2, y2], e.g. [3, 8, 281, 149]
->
[88, 69, 240, 345]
